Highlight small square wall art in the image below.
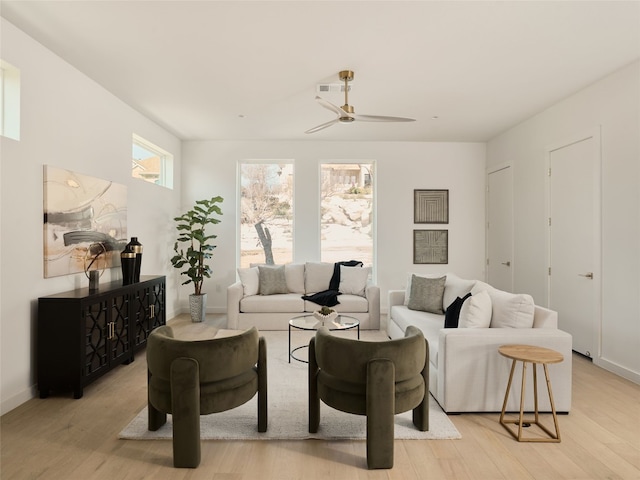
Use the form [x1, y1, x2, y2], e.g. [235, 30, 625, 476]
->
[414, 189, 449, 224]
[413, 229, 448, 264]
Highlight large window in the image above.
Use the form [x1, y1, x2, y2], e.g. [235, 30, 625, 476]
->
[132, 134, 173, 188]
[320, 162, 374, 266]
[239, 162, 293, 267]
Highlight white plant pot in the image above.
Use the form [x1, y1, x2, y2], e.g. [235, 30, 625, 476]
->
[189, 293, 207, 323]
[313, 310, 338, 323]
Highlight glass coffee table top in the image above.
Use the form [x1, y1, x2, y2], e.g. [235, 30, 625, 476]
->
[289, 313, 360, 331]
[288, 314, 360, 363]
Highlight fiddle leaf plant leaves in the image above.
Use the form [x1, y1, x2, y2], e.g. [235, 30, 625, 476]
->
[170, 196, 223, 295]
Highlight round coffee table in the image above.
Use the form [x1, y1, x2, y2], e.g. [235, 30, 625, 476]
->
[288, 314, 360, 363]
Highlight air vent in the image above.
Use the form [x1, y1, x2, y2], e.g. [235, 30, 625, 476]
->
[317, 83, 352, 94]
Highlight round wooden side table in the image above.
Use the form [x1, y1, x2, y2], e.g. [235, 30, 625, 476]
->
[498, 344, 564, 443]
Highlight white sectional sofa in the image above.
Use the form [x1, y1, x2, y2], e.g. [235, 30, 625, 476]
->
[387, 273, 572, 413]
[227, 262, 380, 331]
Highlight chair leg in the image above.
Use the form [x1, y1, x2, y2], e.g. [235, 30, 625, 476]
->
[148, 402, 167, 431]
[366, 359, 395, 469]
[308, 337, 320, 433]
[148, 369, 167, 431]
[412, 354, 429, 432]
[170, 357, 201, 468]
[258, 336, 268, 432]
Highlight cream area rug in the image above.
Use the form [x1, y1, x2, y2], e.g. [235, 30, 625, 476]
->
[119, 330, 461, 441]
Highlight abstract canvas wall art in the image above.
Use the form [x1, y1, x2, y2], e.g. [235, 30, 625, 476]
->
[43, 165, 127, 278]
[413, 229, 448, 264]
[414, 189, 449, 224]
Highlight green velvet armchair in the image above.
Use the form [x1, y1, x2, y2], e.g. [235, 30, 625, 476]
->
[147, 325, 267, 468]
[309, 325, 428, 469]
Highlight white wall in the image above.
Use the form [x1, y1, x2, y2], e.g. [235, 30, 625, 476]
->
[0, 19, 183, 414]
[487, 61, 640, 383]
[181, 140, 487, 318]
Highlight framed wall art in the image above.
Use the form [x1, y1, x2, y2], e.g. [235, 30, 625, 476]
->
[43, 165, 128, 278]
[414, 189, 449, 224]
[413, 229, 448, 264]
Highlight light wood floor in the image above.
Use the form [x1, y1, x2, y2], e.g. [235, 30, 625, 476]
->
[2, 314, 639, 480]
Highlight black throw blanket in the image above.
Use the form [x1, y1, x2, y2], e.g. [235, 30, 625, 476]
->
[302, 260, 363, 307]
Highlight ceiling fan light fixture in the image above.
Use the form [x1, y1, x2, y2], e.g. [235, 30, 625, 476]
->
[305, 70, 415, 134]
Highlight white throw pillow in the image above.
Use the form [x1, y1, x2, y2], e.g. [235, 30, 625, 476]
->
[339, 265, 370, 296]
[237, 267, 259, 297]
[304, 262, 334, 293]
[488, 289, 535, 328]
[471, 280, 496, 295]
[459, 290, 492, 328]
[284, 264, 305, 294]
[443, 273, 476, 311]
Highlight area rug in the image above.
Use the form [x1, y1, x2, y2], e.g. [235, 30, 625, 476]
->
[119, 330, 461, 441]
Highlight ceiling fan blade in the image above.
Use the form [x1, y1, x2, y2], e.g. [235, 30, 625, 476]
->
[354, 114, 415, 123]
[304, 118, 339, 134]
[316, 96, 352, 119]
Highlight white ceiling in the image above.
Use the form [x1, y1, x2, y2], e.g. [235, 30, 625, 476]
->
[1, 1, 639, 142]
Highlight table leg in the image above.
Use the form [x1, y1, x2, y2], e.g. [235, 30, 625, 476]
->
[542, 363, 562, 441]
[499, 359, 517, 426]
[533, 361, 539, 425]
[517, 361, 527, 441]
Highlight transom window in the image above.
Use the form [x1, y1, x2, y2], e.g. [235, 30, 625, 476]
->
[0, 59, 20, 141]
[132, 134, 173, 189]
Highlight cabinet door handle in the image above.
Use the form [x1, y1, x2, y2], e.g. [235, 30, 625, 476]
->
[578, 272, 594, 279]
[150, 305, 155, 318]
[501, 261, 511, 267]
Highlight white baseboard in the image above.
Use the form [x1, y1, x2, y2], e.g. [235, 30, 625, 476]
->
[595, 357, 640, 385]
[1, 385, 37, 416]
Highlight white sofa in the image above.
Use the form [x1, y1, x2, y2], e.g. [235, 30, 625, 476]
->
[227, 262, 380, 331]
[387, 273, 572, 413]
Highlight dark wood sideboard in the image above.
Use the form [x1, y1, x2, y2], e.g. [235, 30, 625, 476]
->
[37, 275, 166, 399]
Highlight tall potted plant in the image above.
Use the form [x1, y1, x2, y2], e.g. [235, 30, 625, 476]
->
[170, 196, 223, 322]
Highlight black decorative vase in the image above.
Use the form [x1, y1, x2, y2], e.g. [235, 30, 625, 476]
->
[126, 237, 143, 282]
[120, 244, 136, 286]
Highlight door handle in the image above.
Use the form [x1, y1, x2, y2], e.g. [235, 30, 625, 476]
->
[501, 261, 511, 267]
[578, 272, 594, 279]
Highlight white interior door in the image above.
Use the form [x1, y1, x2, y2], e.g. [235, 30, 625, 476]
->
[487, 166, 513, 292]
[549, 132, 600, 357]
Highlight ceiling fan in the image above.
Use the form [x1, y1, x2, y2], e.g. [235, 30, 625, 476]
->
[305, 70, 415, 134]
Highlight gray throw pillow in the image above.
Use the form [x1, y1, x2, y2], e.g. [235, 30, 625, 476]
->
[258, 265, 288, 295]
[407, 274, 446, 314]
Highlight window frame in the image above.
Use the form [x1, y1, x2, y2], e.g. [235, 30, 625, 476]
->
[131, 133, 173, 189]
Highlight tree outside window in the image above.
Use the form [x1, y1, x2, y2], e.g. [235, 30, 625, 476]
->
[240, 163, 293, 267]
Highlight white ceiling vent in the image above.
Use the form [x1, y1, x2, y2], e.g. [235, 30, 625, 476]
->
[316, 83, 352, 94]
